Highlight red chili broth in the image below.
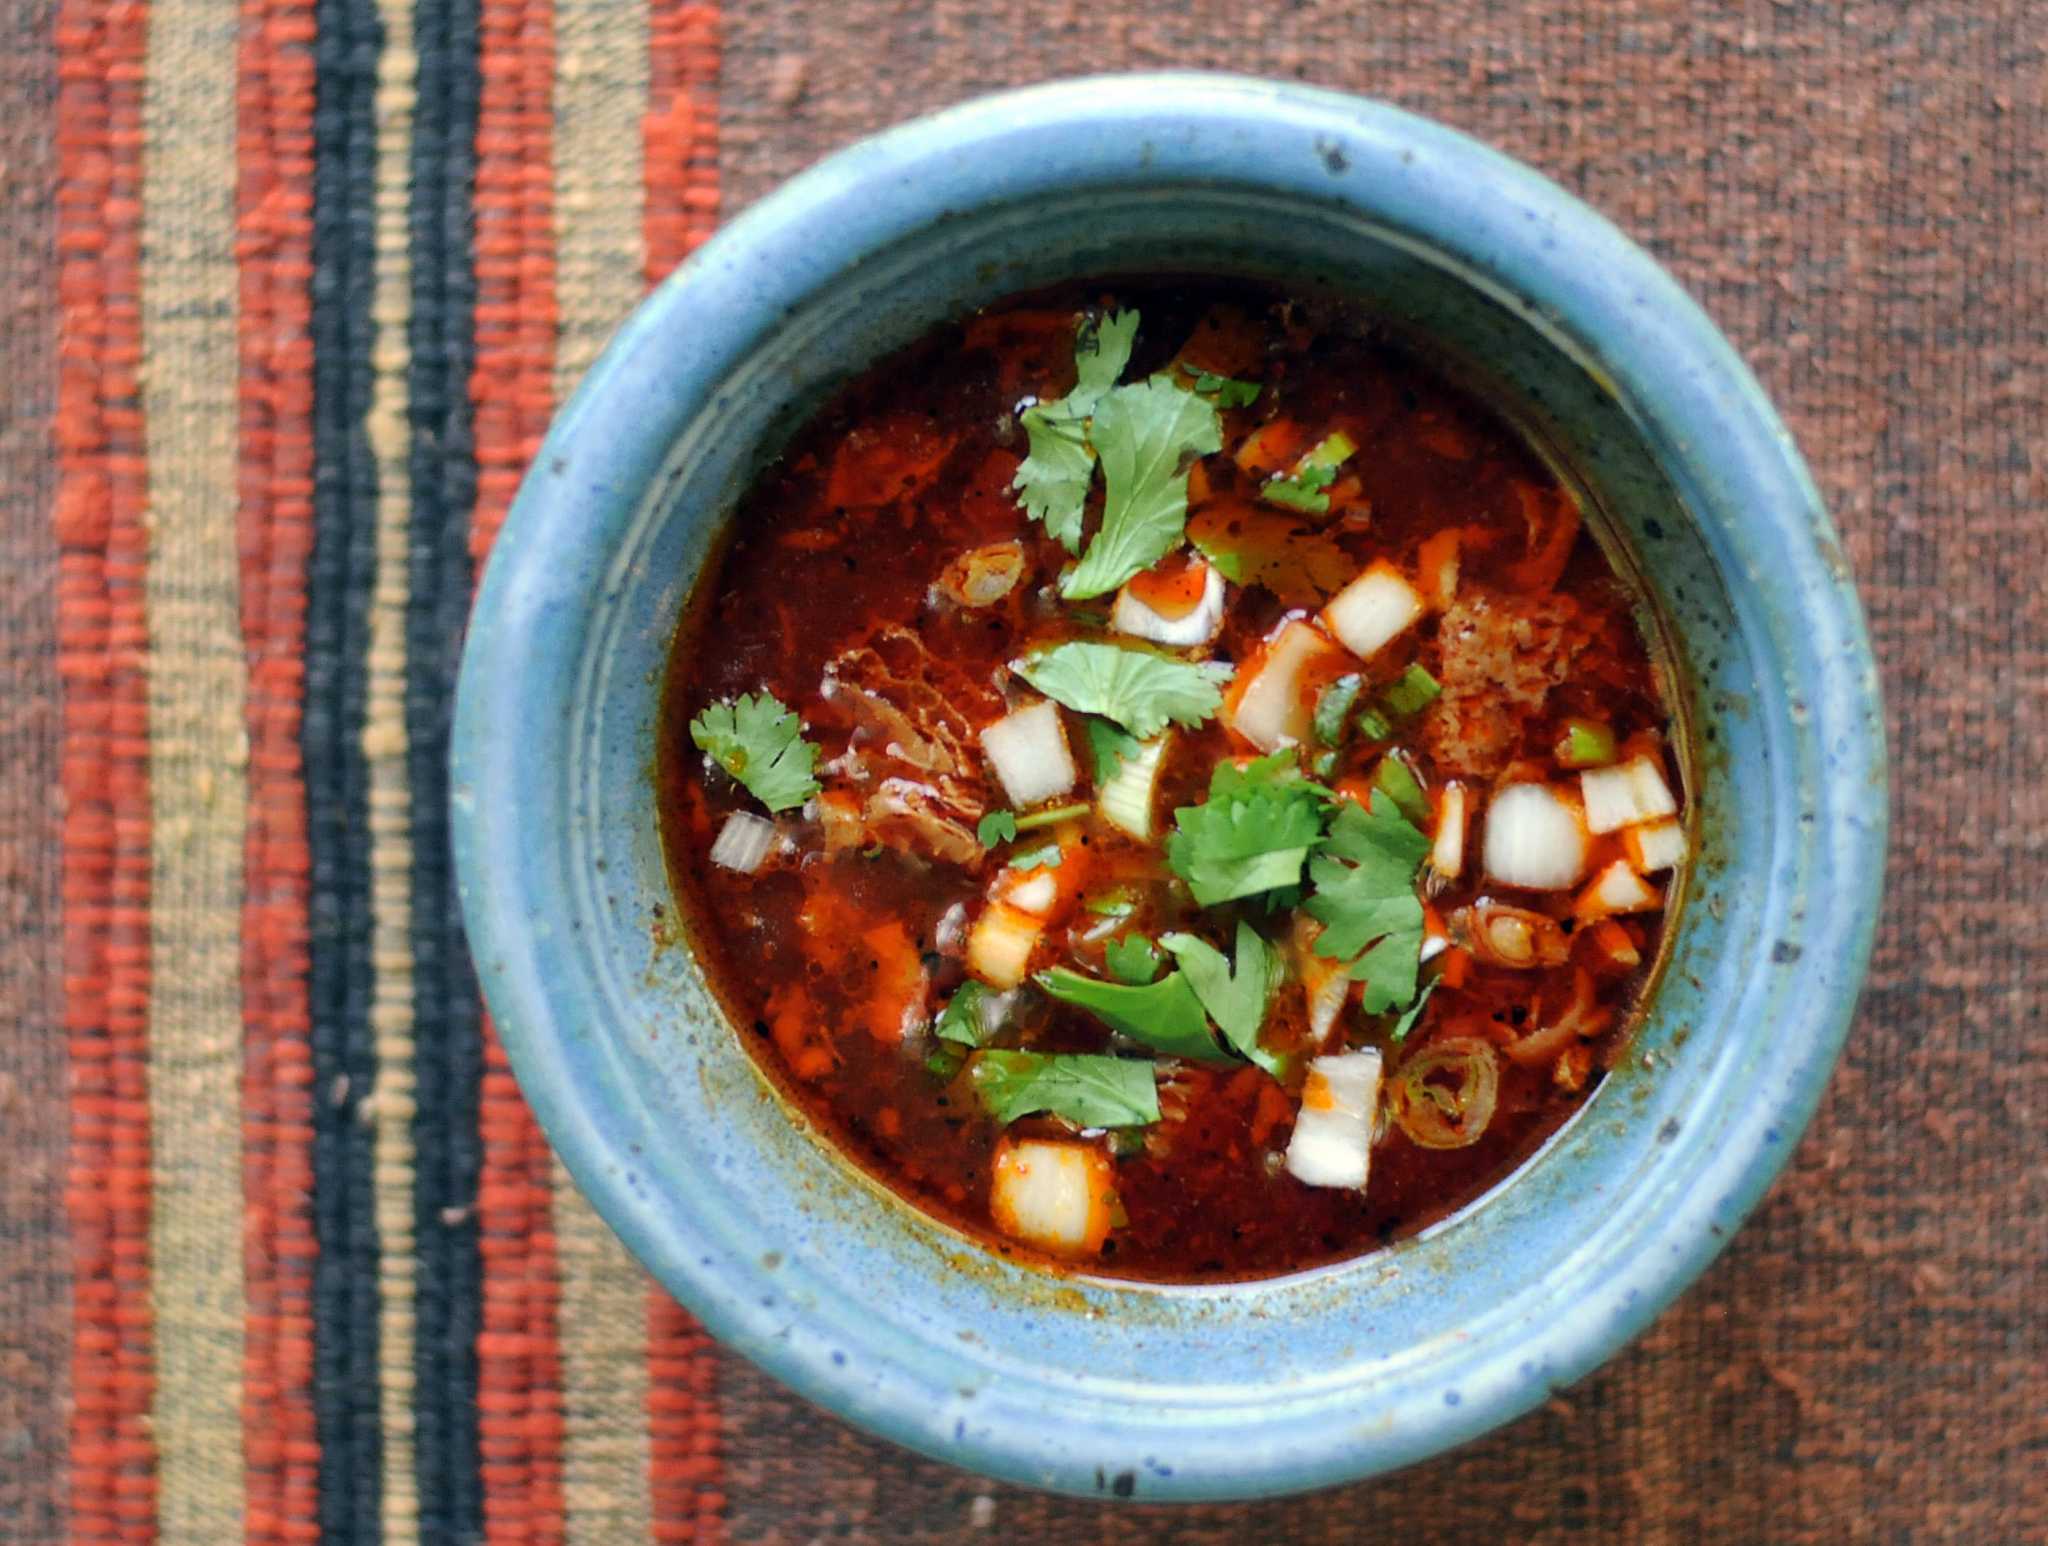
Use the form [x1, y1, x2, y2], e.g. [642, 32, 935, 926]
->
[658, 279, 1679, 1281]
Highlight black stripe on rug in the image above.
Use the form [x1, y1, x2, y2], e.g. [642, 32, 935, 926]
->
[307, 0, 386, 1535]
[407, 0, 486, 1536]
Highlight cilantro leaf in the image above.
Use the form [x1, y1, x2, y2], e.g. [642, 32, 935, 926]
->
[977, 810, 1019, 847]
[934, 982, 994, 1047]
[1008, 842, 1063, 871]
[1388, 978, 1438, 1044]
[1036, 967, 1225, 1062]
[967, 1050, 1160, 1128]
[1160, 922, 1281, 1074]
[1061, 376, 1223, 599]
[1014, 405, 1095, 553]
[1165, 753, 1332, 907]
[688, 692, 821, 813]
[1073, 310, 1141, 401]
[1012, 311, 1140, 552]
[1014, 641, 1231, 740]
[1305, 791, 1431, 1013]
[1190, 370, 1262, 408]
[1104, 933, 1162, 985]
[1084, 716, 1142, 783]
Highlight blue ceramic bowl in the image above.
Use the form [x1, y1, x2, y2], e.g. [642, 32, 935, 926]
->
[452, 75, 1885, 1499]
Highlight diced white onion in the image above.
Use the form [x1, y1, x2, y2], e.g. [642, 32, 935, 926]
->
[1004, 869, 1059, 916]
[1576, 859, 1662, 920]
[989, 1138, 1117, 1257]
[1623, 817, 1688, 873]
[1482, 783, 1588, 890]
[1284, 1049, 1384, 1190]
[1111, 562, 1226, 646]
[1579, 755, 1677, 834]
[967, 902, 1043, 990]
[1320, 563, 1424, 660]
[709, 811, 777, 873]
[980, 699, 1077, 808]
[1097, 735, 1168, 841]
[1226, 619, 1338, 752]
[1433, 782, 1469, 880]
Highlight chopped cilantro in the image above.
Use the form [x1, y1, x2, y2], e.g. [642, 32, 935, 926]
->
[1084, 716, 1142, 783]
[1012, 311, 1140, 552]
[1388, 978, 1439, 1044]
[1014, 641, 1232, 740]
[1061, 376, 1223, 599]
[934, 982, 993, 1047]
[1160, 922, 1282, 1075]
[1006, 309, 1225, 599]
[1373, 754, 1430, 826]
[925, 1045, 966, 1080]
[1260, 431, 1357, 515]
[1305, 791, 1431, 1013]
[967, 1049, 1161, 1128]
[977, 810, 1019, 847]
[1083, 892, 1137, 918]
[1104, 933, 1162, 985]
[688, 691, 821, 813]
[1008, 842, 1063, 871]
[1190, 370, 1263, 408]
[1165, 753, 1332, 907]
[1036, 966, 1224, 1061]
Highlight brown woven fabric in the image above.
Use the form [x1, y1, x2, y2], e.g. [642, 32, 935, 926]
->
[708, 4, 2047, 1540]
[3, 2, 2042, 1541]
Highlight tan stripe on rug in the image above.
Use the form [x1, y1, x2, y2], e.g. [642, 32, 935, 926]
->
[550, 0, 658, 1538]
[365, 0, 422, 1536]
[139, 0, 248, 1534]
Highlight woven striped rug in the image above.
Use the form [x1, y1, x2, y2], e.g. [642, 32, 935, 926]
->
[3, 1, 2043, 1542]
[26, 0, 719, 1538]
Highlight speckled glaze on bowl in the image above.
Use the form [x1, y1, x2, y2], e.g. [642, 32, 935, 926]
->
[451, 75, 1885, 1500]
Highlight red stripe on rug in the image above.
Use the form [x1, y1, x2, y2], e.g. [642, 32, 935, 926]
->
[471, 0, 565, 1538]
[646, 1292, 724, 1546]
[644, 7, 726, 1542]
[53, 0, 158, 1539]
[235, 0, 321, 1540]
[643, 2, 721, 282]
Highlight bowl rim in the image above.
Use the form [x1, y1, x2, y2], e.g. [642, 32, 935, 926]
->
[454, 71, 1887, 1498]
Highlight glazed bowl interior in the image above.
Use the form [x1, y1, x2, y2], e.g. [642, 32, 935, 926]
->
[452, 75, 1884, 1500]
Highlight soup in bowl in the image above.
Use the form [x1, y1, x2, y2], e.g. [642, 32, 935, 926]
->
[452, 75, 1884, 1498]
